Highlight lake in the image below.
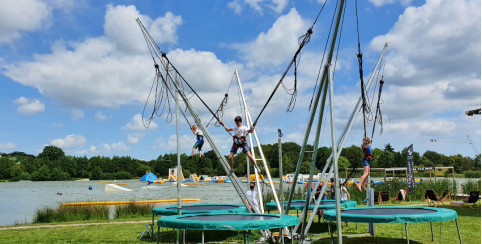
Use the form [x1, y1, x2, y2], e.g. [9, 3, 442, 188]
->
[0, 177, 473, 226]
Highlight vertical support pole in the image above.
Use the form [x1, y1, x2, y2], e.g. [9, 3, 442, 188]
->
[328, 65, 342, 244]
[175, 90, 182, 244]
[435, 169, 437, 182]
[405, 223, 409, 244]
[278, 129, 284, 243]
[247, 136, 250, 191]
[430, 222, 434, 242]
[440, 221, 442, 243]
[430, 170, 432, 182]
[384, 170, 386, 183]
[452, 167, 455, 187]
[202, 231, 204, 244]
[455, 218, 463, 244]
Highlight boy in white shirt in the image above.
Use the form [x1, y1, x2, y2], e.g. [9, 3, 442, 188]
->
[246, 182, 259, 212]
[220, 116, 259, 175]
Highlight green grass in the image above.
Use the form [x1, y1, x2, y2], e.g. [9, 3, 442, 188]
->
[115, 202, 155, 219]
[33, 205, 110, 223]
[0, 205, 479, 243]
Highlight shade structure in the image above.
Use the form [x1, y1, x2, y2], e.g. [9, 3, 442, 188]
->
[152, 204, 247, 216]
[157, 213, 299, 230]
[323, 206, 458, 223]
[265, 200, 357, 211]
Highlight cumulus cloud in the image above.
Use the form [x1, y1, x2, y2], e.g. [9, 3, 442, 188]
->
[52, 123, 63, 127]
[2, 5, 183, 109]
[123, 114, 157, 130]
[13, 97, 45, 115]
[231, 8, 309, 67]
[0, 142, 17, 150]
[71, 109, 84, 120]
[103, 5, 182, 54]
[227, 0, 289, 15]
[95, 111, 107, 121]
[110, 141, 130, 151]
[369, 0, 413, 7]
[127, 133, 145, 144]
[50, 134, 86, 150]
[368, 0, 481, 88]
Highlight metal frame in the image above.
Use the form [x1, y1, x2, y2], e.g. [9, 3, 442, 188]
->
[235, 70, 282, 213]
[136, 19, 269, 238]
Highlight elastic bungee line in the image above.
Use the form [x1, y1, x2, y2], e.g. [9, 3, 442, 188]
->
[253, 0, 331, 125]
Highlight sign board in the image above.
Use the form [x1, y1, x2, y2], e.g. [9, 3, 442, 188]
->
[414, 167, 435, 171]
[406, 144, 415, 195]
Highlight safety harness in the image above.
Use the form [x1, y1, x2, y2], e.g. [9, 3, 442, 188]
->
[232, 136, 246, 149]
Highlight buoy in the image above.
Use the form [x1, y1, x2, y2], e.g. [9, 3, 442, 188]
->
[89, 186, 93, 190]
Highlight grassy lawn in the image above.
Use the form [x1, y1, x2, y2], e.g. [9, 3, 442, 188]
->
[0, 205, 479, 243]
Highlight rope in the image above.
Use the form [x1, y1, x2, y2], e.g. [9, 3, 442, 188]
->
[253, 0, 330, 124]
[355, 0, 369, 138]
[371, 79, 384, 138]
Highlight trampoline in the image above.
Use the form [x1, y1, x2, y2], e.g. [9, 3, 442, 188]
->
[265, 200, 357, 215]
[156, 213, 298, 243]
[323, 207, 462, 243]
[151, 204, 247, 241]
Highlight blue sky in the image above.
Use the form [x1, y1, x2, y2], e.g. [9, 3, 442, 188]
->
[0, 0, 480, 160]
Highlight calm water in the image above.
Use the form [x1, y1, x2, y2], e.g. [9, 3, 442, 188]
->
[0, 177, 473, 226]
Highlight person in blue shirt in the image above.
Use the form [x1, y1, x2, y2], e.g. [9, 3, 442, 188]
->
[188, 125, 204, 164]
[357, 137, 372, 192]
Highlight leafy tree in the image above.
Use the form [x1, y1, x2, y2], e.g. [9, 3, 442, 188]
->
[378, 151, 395, 168]
[337, 156, 350, 171]
[38, 146, 65, 161]
[0, 157, 16, 179]
[384, 143, 395, 153]
[422, 150, 441, 164]
[300, 162, 312, 174]
[10, 164, 27, 181]
[31, 165, 50, 181]
[90, 166, 103, 180]
[393, 152, 405, 167]
[419, 157, 434, 167]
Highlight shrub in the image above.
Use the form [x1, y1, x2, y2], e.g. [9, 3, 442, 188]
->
[33, 205, 109, 223]
[464, 171, 481, 178]
[114, 202, 154, 219]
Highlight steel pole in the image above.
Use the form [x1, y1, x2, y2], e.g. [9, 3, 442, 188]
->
[278, 129, 284, 243]
[175, 90, 182, 243]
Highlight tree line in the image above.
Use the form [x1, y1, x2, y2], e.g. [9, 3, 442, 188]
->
[0, 143, 480, 181]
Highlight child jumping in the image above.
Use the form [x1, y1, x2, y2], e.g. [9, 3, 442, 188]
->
[219, 116, 260, 175]
[188, 125, 204, 163]
[357, 137, 372, 192]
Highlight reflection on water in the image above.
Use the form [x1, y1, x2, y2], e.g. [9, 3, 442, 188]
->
[0, 177, 472, 226]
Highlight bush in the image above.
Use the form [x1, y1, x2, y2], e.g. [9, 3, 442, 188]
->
[101, 172, 114, 180]
[33, 205, 109, 223]
[462, 180, 481, 194]
[114, 172, 132, 179]
[464, 171, 481, 178]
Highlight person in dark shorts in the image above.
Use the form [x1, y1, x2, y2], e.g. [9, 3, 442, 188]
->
[220, 116, 259, 175]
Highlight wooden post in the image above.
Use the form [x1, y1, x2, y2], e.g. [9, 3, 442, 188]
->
[393, 170, 395, 179]
[430, 170, 432, 182]
[452, 166, 455, 185]
[384, 169, 387, 182]
[435, 169, 437, 182]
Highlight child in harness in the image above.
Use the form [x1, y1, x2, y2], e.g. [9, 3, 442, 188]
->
[357, 137, 372, 192]
[220, 116, 260, 175]
[188, 125, 204, 163]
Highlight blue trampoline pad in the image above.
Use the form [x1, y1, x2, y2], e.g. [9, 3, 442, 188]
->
[323, 206, 458, 223]
[158, 213, 299, 230]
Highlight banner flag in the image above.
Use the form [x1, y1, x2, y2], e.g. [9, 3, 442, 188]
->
[406, 144, 415, 195]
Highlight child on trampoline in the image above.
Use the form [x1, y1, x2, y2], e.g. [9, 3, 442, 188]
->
[188, 125, 204, 163]
[357, 137, 372, 192]
[220, 116, 260, 175]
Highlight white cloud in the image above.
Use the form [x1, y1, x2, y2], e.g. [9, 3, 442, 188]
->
[0, 142, 17, 150]
[368, 0, 481, 88]
[71, 109, 84, 120]
[95, 111, 107, 121]
[232, 8, 309, 67]
[34, 149, 43, 155]
[0, 0, 50, 43]
[369, 0, 413, 7]
[52, 123, 63, 127]
[127, 133, 145, 144]
[227, 0, 288, 15]
[13, 97, 29, 105]
[103, 5, 182, 54]
[74, 149, 88, 155]
[123, 114, 157, 130]
[13, 97, 45, 115]
[50, 134, 86, 150]
[111, 141, 130, 151]
[2, 5, 183, 109]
